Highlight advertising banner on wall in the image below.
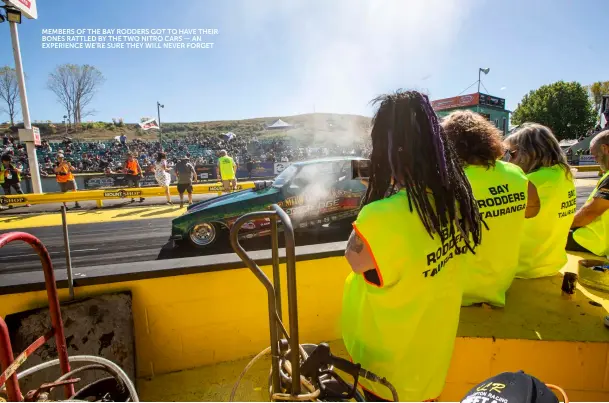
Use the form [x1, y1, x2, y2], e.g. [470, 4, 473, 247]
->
[194, 165, 217, 180]
[578, 155, 596, 166]
[236, 162, 275, 179]
[84, 173, 158, 189]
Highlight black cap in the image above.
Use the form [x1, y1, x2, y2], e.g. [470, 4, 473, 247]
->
[461, 372, 562, 403]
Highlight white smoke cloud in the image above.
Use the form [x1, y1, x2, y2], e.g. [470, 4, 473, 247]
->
[229, 0, 476, 116]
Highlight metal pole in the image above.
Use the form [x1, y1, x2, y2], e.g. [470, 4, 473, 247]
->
[61, 206, 75, 300]
[271, 216, 282, 325]
[157, 102, 162, 149]
[10, 21, 42, 194]
[477, 69, 481, 93]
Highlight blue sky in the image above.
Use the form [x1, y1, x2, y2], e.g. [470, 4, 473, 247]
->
[0, 0, 607, 123]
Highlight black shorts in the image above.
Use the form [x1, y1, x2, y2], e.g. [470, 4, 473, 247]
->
[59, 180, 77, 192]
[125, 174, 141, 188]
[177, 183, 193, 194]
[2, 182, 23, 195]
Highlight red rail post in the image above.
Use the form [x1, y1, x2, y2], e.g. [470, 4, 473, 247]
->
[0, 317, 21, 401]
[0, 232, 75, 399]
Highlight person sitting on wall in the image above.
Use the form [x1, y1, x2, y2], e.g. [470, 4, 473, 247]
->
[441, 110, 540, 308]
[568, 130, 609, 255]
[504, 123, 576, 278]
[342, 91, 483, 402]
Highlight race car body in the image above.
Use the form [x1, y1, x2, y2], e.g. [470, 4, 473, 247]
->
[170, 157, 370, 248]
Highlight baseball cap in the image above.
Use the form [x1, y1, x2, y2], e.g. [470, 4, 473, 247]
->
[461, 372, 566, 403]
[57, 153, 65, 158]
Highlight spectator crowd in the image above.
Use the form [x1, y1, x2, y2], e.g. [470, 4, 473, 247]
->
[1, 132, 371, 179]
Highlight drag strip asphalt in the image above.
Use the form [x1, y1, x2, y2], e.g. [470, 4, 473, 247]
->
[0, 177, 599, 276]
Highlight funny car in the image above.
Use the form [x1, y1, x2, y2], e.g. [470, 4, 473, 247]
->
[170, 157, 370, 248]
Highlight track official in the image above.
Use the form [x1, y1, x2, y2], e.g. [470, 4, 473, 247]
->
[54, 153, 81, 210]
[217, 150, 237, 192]
[123, 153, 145, 203]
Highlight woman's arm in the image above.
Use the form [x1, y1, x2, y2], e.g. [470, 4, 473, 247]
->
[525, 181, 540, 218]
[345, 230, 376, 274]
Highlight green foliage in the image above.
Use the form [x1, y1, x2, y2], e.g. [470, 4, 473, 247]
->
[512, 81, 596, 140]
[585, 81, 609, 112]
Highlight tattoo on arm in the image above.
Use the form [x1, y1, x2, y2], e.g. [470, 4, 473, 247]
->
[347, 231, 364, 253]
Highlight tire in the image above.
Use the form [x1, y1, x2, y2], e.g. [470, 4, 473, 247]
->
[188, 222, 221, 249]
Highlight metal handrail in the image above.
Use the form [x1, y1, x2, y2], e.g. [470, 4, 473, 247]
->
[0, 232, 74, 400]
[229, 204, 301, 396]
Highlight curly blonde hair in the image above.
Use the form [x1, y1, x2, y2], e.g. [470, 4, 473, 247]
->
[441, 110, 504, 169]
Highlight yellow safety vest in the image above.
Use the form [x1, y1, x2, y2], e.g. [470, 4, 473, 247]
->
[572, 171, 609, 256]
[0, 164, 20, 184]
[517, 165, 576, 278]
[218, 156, 236, 180]
[342, 189, 469, 401]
[462, 160, 528, 307]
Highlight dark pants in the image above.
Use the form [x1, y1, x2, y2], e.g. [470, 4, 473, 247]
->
[2, 182, 23, 195]
[125, 175, 141, 188]
[566, 229, 592, 253]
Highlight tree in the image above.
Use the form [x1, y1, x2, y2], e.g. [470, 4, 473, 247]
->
[512, 81, 596, 140]
[47, 64, 105, 125]
[0, 66, 20, 126]
[586, 81, 609, 113]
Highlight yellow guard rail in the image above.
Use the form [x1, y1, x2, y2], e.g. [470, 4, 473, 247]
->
[0, 182, 256, 208]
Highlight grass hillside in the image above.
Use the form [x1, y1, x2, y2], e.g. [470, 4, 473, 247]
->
[4, 113, 372, 147]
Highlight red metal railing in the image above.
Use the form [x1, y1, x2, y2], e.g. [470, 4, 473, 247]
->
[0, 232, 74, 401]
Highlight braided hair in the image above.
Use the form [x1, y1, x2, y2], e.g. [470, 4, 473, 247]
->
[364, 90, 482, 249]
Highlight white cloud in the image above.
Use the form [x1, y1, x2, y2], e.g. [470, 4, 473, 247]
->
[500, 86, 507, 90]
[230, 0, 476, 116]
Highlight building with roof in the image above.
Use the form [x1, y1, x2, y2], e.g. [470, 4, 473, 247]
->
[432, 92, 510, 135]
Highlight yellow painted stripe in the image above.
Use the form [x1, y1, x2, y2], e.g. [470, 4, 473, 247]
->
[0, 205, 186, 230]
[576, 178, 598, 187]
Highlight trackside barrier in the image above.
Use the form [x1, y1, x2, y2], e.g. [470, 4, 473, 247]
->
[575, 164, 601, 172]
[0, 181, 257, 208]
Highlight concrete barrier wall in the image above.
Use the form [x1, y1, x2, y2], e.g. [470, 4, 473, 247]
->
[1, 249, 609, 400]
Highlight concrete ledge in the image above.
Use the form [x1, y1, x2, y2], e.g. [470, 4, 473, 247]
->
[0, 241, 347, 295]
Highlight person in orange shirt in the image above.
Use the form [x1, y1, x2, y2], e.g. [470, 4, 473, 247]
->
[123, 152, 145, 203]
[54, 153, 81, 210]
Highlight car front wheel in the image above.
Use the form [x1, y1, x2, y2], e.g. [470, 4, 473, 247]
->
[189, 222, 218, 248]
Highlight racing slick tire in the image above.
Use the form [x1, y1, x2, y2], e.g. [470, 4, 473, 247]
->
[188, 222, 226, 249]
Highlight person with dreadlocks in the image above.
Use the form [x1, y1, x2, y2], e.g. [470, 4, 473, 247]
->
[442, 110, 540, 307]
[341, 90, 483, 402]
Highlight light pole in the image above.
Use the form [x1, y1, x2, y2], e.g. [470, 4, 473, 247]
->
[63, 115, 68, 136]
[157, 101, 164, 148]
[3, 6, 42, 193]
[478, 68, 490, 93]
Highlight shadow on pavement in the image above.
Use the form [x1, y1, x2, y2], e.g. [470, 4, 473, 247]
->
[141, 207, 183, 217]
[157, 225, 351, 261]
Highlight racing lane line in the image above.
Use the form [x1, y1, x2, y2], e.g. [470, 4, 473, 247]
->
[0, 248, 99, 260]
[0, 205, 186, 230]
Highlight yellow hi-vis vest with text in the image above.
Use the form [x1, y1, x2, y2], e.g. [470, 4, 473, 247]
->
[572, 171, 609, 256]
[0, 164, 20, 184]
[218, 155, 236, 180]
[517, 165, 576, 278]
[342, 189, 469, 401]
[462, 160, 528, 307]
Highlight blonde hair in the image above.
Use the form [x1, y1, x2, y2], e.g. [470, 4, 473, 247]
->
[504, 123, 571, 177]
